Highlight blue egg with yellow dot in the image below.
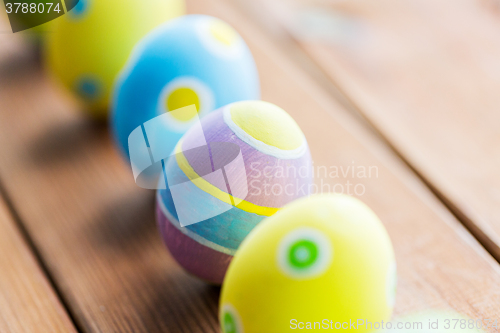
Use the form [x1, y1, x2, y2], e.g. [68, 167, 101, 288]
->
[111, 14, 260, 161]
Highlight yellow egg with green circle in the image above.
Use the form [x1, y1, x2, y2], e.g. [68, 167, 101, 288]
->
[46, 0, 184, 118]
[219, 194, 396, 333]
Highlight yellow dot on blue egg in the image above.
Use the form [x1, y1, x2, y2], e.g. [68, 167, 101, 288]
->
[197, 17, 244, 60]
[209, 20, 238, 47]
[165, 87, 200, 122]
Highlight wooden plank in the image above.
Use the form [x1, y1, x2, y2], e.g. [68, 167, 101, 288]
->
[0, 17, 76, 333]
[1, 0, 500, 332]
[0, 193, 77, 333]
[234, 0, 500, 261]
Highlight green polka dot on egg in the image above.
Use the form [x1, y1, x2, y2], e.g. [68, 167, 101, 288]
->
[289, 239, 318, 269]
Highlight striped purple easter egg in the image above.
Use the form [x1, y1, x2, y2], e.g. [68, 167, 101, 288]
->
[156, 100, 313, 284]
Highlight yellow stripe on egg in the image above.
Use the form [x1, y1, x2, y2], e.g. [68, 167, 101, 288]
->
[174, 141, 279, 217]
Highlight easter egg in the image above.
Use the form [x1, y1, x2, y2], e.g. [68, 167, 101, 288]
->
[111, 14, 260, 163]
[46, 0, 184, 118]
[219, 194, 396, 333]
[156, 100, 312, 284]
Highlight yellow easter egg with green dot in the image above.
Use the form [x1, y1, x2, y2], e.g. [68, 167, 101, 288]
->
[219, 194, 396, 333]
[46, 0, 184, 119]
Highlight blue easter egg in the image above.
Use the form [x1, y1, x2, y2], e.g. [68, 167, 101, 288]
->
[111, 14, 260, 164]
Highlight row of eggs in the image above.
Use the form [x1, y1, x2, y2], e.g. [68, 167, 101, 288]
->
[40, 1, 396, 332]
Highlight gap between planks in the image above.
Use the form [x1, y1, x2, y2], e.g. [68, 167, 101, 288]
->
[0, 187, 78, 333]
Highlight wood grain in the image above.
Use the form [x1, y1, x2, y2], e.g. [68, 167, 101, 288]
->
[0, 0, 500, 332]
[0, 193, 77, 333]
[235, 0, 500, 261]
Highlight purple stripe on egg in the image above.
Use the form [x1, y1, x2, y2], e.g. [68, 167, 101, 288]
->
[180, 109, 313, 208]
[156, 203, 232, 285]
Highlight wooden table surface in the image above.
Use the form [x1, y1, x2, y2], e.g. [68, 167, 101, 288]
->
[1, 0, 500, 332]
